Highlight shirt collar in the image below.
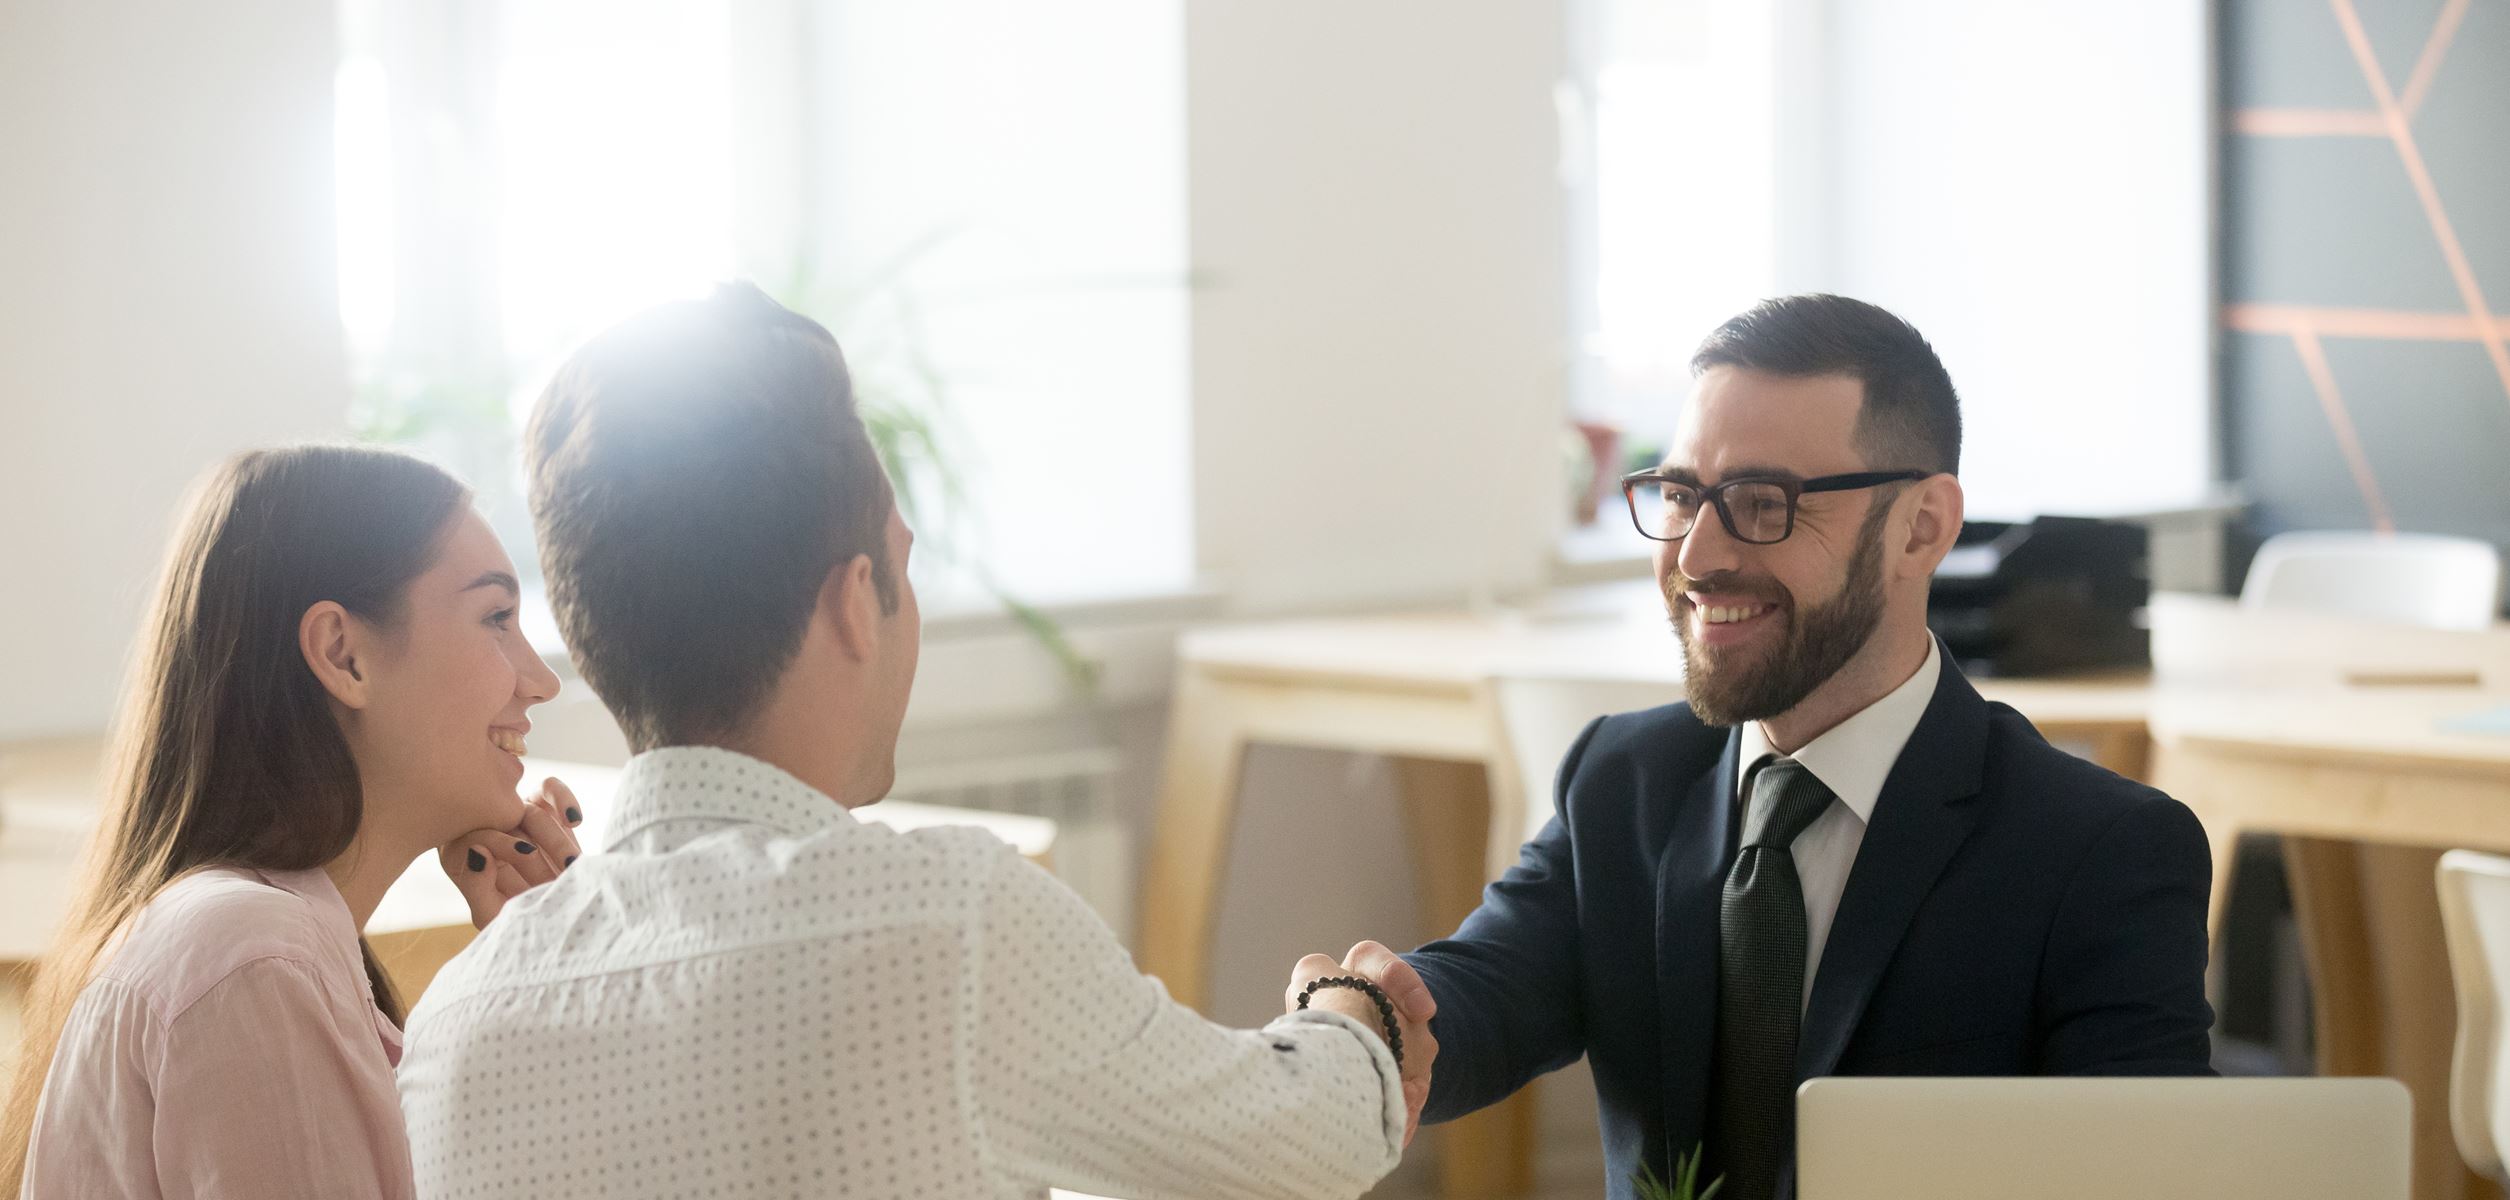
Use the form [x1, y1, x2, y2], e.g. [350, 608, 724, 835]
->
[256, 865, 363, 962]
[603, 745, 857, 850]
[1735, 636, 1942, 825]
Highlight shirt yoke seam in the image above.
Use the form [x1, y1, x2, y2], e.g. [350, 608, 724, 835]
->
[418, 907, 982, 1013]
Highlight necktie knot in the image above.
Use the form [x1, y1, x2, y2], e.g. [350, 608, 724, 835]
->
[1742, 757, 1832, 850]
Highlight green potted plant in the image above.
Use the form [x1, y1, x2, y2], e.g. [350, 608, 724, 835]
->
[772, 244, 1101, 695]
[1634, 1144, 1723, 1200]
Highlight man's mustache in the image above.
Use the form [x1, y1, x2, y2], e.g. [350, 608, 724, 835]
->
[1665, 571, 1789, 606]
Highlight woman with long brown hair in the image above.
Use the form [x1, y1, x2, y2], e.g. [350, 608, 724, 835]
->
[3, 444, 582, 1197]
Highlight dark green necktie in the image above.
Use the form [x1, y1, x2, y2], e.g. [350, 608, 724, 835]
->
[1708, 756, 1836, 1200]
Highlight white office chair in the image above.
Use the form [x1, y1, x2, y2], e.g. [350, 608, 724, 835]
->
[2438, 849, 2510, 1182]
[2241, 531, 2504, 631]
[1490, 674, 1683, 842]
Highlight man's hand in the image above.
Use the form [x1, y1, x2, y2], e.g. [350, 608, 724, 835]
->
[1287, 940, 1439, 1147]
[440, 776, 584, 930]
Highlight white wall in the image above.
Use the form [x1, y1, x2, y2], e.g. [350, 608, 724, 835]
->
[1803, 0, 2214, 521]
[795, 0, 1196, 607]
[1187, 0, 1572, 615]
[0, 0, 348, 739]
[1180, 0, 1572, 1028]
[1177, 13, 1584, 1181]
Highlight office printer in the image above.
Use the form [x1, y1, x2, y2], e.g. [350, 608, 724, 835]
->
[1928, 516, 2149, 677]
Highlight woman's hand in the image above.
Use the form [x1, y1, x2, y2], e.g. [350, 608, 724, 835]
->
[440, 776, 584, 930]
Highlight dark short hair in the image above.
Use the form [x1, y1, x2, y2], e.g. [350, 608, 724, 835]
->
[1690, 293, 1962, 475]
[526, 282, 896, 751]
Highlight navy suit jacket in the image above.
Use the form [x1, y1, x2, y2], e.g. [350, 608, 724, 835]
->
[1403, 659, 2215, 1199]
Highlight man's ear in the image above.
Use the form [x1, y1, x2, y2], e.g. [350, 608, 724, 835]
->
[824, 552, 881, 663]
[1898, 474, 1967, 581]
[300, 601, 372, 708]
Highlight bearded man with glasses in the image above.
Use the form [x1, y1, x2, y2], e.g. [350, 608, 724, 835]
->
[1290, 294, 2215, 1200]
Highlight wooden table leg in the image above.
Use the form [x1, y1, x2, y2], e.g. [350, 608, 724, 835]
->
[1136, 668, 1255, 1012]
[1397, 757, 1536, 1200]
[2287, 838, 2383, 1076]
[2193, 812, 2244, 940]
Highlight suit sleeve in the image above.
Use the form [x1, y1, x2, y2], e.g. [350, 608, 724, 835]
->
[2036, 792, 2218, 1075]
[1401, 716, 1603, 1123]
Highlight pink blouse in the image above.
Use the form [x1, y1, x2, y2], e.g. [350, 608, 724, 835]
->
[20, 866, 413, 1199]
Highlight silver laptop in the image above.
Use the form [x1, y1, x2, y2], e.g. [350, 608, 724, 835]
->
[1796, 1077, 2411, 1200]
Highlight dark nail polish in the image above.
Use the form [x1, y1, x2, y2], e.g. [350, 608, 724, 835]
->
[564, 855, 577, 867]
[564, 806, 581, 825]
[466, 849, 486, 872]
[514, 841, 535, 855]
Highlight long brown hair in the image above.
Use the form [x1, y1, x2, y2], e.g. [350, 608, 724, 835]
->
[1, 444, 469, 1190]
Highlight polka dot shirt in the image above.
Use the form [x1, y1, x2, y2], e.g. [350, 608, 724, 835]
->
[396, 747, 1405, 1198]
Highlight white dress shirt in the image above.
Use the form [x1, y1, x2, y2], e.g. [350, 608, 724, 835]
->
[398, 746, 1403, 1199]
[1733, 637, 1942, 1009]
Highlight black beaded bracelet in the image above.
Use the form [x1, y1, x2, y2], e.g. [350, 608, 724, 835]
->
[1295, 975, 1405, 1069]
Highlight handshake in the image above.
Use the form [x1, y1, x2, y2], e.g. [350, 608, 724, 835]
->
[1285, 941, 1440, 1146]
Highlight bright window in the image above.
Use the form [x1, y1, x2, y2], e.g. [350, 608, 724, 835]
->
[1567, 0, 2212, 532]
[332, 0, 1191, 612]
[1564, 0, 1784, 546]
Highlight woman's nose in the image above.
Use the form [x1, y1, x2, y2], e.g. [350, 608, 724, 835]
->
[518, 640, 562, 704]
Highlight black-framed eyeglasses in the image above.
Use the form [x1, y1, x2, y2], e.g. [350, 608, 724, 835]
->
[1618, 469, 1931, 545]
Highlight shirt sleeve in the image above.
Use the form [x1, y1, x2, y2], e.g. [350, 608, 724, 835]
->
[20, 980, 165, 1198]
[150, 957, 409, 1200]
[966, 843, 1405, 1200]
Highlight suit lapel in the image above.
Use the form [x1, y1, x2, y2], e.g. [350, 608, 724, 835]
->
[1796, 662, 1992, 1082]
[1656, 728, 1740, 1164]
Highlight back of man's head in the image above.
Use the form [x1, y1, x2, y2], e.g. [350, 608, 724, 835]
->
[526, 281, 896, 752]
[1690, 293, 1963, 476]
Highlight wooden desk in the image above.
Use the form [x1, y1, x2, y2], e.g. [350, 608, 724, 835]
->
[2154, 689, 2510, 1200]
[1136, 590, 2156, 1200]
[0, 741, 1056, 1005]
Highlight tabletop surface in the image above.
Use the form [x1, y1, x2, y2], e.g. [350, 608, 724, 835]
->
[1176, 586, 2510, 759]
[1180, 582, 2157, 717]
[2147, 686, 2510, 775]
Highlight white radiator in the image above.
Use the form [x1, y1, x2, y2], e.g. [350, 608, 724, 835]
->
[887, 746, 1133, 940]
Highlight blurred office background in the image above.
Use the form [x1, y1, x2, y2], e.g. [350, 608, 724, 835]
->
[3, 1, 2506, 1197]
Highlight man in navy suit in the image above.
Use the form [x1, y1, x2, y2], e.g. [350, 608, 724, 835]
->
[1291, 295, 2214, 1200]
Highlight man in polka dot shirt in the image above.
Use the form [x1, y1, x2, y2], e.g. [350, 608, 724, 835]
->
[395, 283, 1435, 1198]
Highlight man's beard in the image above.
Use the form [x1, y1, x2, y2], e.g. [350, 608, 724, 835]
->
[1668, 502, 1892, 727]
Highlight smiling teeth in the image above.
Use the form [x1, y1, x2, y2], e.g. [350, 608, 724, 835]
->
[491, 730, 528, 755]
[1700, 605, 1767, 625]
